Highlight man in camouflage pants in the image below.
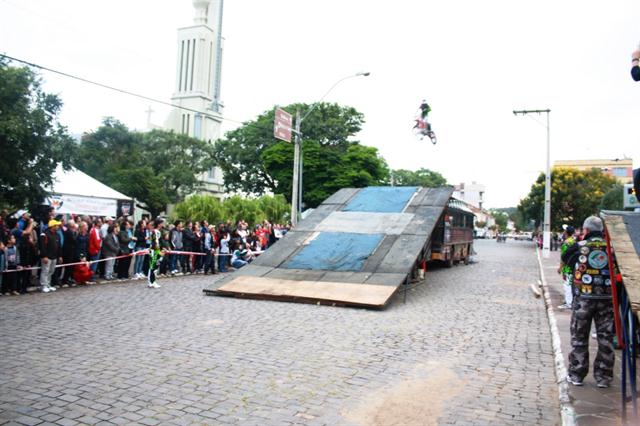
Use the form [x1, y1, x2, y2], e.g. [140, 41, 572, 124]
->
[562, 216, 615, 388]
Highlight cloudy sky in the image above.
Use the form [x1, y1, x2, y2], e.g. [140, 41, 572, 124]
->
[1, 0, 639, 208]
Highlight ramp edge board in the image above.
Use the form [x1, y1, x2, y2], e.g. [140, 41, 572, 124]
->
[210, 276, 398, 308]
[602, 213, 640, 313]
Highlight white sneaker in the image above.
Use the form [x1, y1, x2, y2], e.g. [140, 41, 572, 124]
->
[147, 283, 155, 288]
[49, 286, 57, 292]
[153, 283, 161, 288]
[42, 286, 51, 293]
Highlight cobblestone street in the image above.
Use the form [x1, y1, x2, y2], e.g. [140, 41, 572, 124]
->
[0, 239, 559, 425]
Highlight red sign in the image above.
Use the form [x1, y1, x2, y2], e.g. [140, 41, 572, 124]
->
[274, 108, 293, 142]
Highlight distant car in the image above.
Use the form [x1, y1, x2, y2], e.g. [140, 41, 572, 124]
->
[474, 228, 488, 239]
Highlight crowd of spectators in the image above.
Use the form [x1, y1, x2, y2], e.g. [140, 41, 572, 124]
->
[0, 208, 290, 295]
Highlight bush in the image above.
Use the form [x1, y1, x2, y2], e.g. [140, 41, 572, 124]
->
[172, 194, 290, 226]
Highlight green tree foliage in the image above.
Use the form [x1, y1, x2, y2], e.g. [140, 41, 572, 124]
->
[0, 59, 75, 209]
[518, 167, 619, 229]
[490, 211, 509, 232]
[74, 118, 216, 217]
[171, 194, 290, 226]
[599, 184, 624, 211]
[391, 168, 447, 187]
[214, 102, 388, 208]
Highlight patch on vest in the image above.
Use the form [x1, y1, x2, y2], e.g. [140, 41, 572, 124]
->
[587, 250, 608, 269]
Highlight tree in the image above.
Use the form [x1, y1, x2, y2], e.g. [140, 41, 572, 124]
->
[518, 167, 619, 230]
[390, 168, 447, 187]
[0, 59, 75, 210]
[214, 102, 388, 207]
[74, 119, 216, 217]
[599, 184, 624, 211]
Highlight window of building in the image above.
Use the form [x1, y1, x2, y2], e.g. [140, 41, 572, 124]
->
[613, 167, 628, 177]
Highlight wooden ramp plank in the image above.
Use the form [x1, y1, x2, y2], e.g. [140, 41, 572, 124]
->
[214, 276, 397, 308]
[604, 214, 640, 313]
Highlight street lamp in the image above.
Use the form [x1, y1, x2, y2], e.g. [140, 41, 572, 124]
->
[513, 109, 551, 258]
[290, 71, 370, 225]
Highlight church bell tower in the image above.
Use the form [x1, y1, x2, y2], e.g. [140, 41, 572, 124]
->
[165, 0, 225, 195]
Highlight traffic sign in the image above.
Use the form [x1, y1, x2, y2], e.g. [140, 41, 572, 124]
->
[274, 108, 293, 142]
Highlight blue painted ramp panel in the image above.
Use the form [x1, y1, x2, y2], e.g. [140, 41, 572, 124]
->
[343, 186, 418, 213]
[284, 232, 384, 272]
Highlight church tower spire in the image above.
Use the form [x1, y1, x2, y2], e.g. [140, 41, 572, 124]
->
[164, 0, 225, 196]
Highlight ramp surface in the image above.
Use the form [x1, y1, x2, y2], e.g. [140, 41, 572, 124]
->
[205, 186, 454, 308]
[602, 211, 640, 313]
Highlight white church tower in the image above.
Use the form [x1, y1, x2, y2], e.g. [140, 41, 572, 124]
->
[165, 0, 225, 196]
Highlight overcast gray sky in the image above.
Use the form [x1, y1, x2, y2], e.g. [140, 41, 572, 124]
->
[1, 0, 639, 208]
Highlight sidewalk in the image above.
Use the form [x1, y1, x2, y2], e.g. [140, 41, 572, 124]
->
[539, 249, 625, 425]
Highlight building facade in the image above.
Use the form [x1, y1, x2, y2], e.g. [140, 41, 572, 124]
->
[553, 158, 634, 184]
[452, 181, 485, 210]
[164, 0, 225, 196]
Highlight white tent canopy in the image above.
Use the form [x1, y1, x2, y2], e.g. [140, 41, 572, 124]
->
[43, 165, 133, 217]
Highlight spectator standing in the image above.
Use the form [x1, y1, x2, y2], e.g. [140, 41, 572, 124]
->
[39, 219, 62, 293]
[88, 219, 102, 276]
[101, 224, 120, 281]
[76, 221, 89, 261]
[18, 233, 37, 294]
[203, 225, 217, 274]
[170, 221, 183, 274]
[61, 220, 78, 285]
[117, 221, 133, 279]
[182, 221, 195, 274]
[159, 229, 171, 276]
[133, 219, 147, 279]
[557, 225, 577, 309]
[0, 240, 4, 294]
[218, 228, 230, 273]
[562, 216, 615, 388]
[0, 211, 8, 244]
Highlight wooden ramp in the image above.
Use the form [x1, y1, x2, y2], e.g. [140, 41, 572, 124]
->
[602, 211, 640, 313]
[204, 186, 454, 309]
[210, 276, 397, 309]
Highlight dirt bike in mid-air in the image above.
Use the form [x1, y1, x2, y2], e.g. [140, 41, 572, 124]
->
[413, 100, 437, 144]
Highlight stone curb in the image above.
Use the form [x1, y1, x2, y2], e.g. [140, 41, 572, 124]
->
[536, 247, 576, 426]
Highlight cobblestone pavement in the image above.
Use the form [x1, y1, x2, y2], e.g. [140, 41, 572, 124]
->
[0, 240, 559, 425]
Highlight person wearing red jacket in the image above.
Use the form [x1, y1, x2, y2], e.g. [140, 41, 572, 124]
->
[88, 218, 102, 275]
[73, 254, 94, 285]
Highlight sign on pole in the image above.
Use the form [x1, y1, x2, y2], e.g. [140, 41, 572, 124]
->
[274, 108, 293, 142]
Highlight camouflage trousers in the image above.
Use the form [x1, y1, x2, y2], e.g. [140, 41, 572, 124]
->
[568, 297, 615, 382]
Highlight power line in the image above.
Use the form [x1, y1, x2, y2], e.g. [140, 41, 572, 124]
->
[0, 53, 253, 128]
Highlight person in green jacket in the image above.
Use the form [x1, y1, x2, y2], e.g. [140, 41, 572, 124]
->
[557, 225, 576, 309]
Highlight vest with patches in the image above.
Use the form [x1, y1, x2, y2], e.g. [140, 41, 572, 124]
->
[572, 237, 612, 300]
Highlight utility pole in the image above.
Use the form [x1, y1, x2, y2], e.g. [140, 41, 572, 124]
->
[513, 109, 551, 258]
[288, 72, 370, 226]
[291, 109, 302, 226]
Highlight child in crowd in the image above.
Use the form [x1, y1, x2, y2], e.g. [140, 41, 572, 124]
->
[147, 219, 164, 289]
[3, 235, 20, 295]
[72, 254, 94, 285]
[230, 241, 249, 270]
[18, 233, 37, 294]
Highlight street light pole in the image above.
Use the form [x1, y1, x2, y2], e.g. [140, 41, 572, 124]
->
[513, 109, 552, 258]
[290, 71, 370, 226]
